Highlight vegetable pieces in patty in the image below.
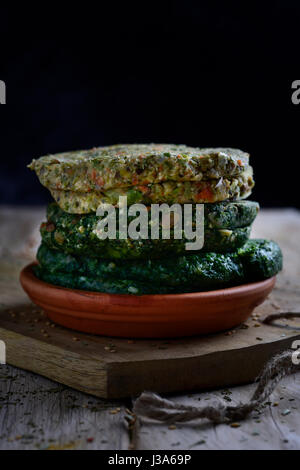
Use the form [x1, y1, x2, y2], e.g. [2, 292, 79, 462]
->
[49, 169, 254, 212]
[29, 144, 254, 212]
[29, 144, 251, 192]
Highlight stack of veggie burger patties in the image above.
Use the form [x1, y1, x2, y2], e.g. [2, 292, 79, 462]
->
[29, 144, 282, 295]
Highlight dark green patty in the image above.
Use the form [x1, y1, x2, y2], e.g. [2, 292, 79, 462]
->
[37, 243, 244, 289]
[204, 200, 259, 228]
[34, 239, 282, 295]
[33, 266, 177, 295]
[41, 202, 255, 259]
[235, 239, 283, 281]
[47, 200, 259, 229]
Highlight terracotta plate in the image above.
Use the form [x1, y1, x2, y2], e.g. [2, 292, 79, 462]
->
[20, 263, 276, 338]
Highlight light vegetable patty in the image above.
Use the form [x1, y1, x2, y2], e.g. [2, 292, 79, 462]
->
[49, 169, 254, 213]
[29, 144, 251, 193]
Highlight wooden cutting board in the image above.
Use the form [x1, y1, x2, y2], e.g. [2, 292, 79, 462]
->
[0, 208, 300, 399]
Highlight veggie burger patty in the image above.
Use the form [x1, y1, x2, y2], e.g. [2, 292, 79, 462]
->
[29, 144, 251, 192]
[29, 144, 254, 211]
[35, 239, 282, 295]
[49, 169, 254, 212]
[40, 202, 256, 259]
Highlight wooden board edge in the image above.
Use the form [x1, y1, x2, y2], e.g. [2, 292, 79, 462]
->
[106, 334, 300, 398]
[0, 327, 109, 398]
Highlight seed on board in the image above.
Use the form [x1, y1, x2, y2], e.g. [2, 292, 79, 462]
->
[104, 346, 110, 351]
[168, 425, 177, 430]
[273, 402, 279, 407]
[230, 423, 241, 428]
[256, 337, 263, 341]
[271, 302, 280, 310]
[254, 323, 261, 328]
[72, 337, 79, 342]
[109, 409, 119, 415]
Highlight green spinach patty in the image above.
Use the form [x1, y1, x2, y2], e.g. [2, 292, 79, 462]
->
[36, 243, 244, 289]
[33, 266, 177, 295]
[47, 201, 259, 229]
[40, 202, 256, 259]
[34, 239, 282, 295]
[235, 239, 283, 280]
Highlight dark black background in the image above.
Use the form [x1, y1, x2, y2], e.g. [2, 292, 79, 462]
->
[1, 1, 299, 207]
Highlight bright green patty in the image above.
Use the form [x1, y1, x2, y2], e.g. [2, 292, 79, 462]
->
[41, 203, 253, 259]
[34, 239, 283, 295]
[29, 144, 251, 193]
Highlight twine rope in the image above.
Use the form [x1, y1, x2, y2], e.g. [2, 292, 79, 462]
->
[133, 349, 299, 425]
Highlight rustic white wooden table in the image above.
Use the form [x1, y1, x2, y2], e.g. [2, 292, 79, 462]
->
[0, 206, 300, 450]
